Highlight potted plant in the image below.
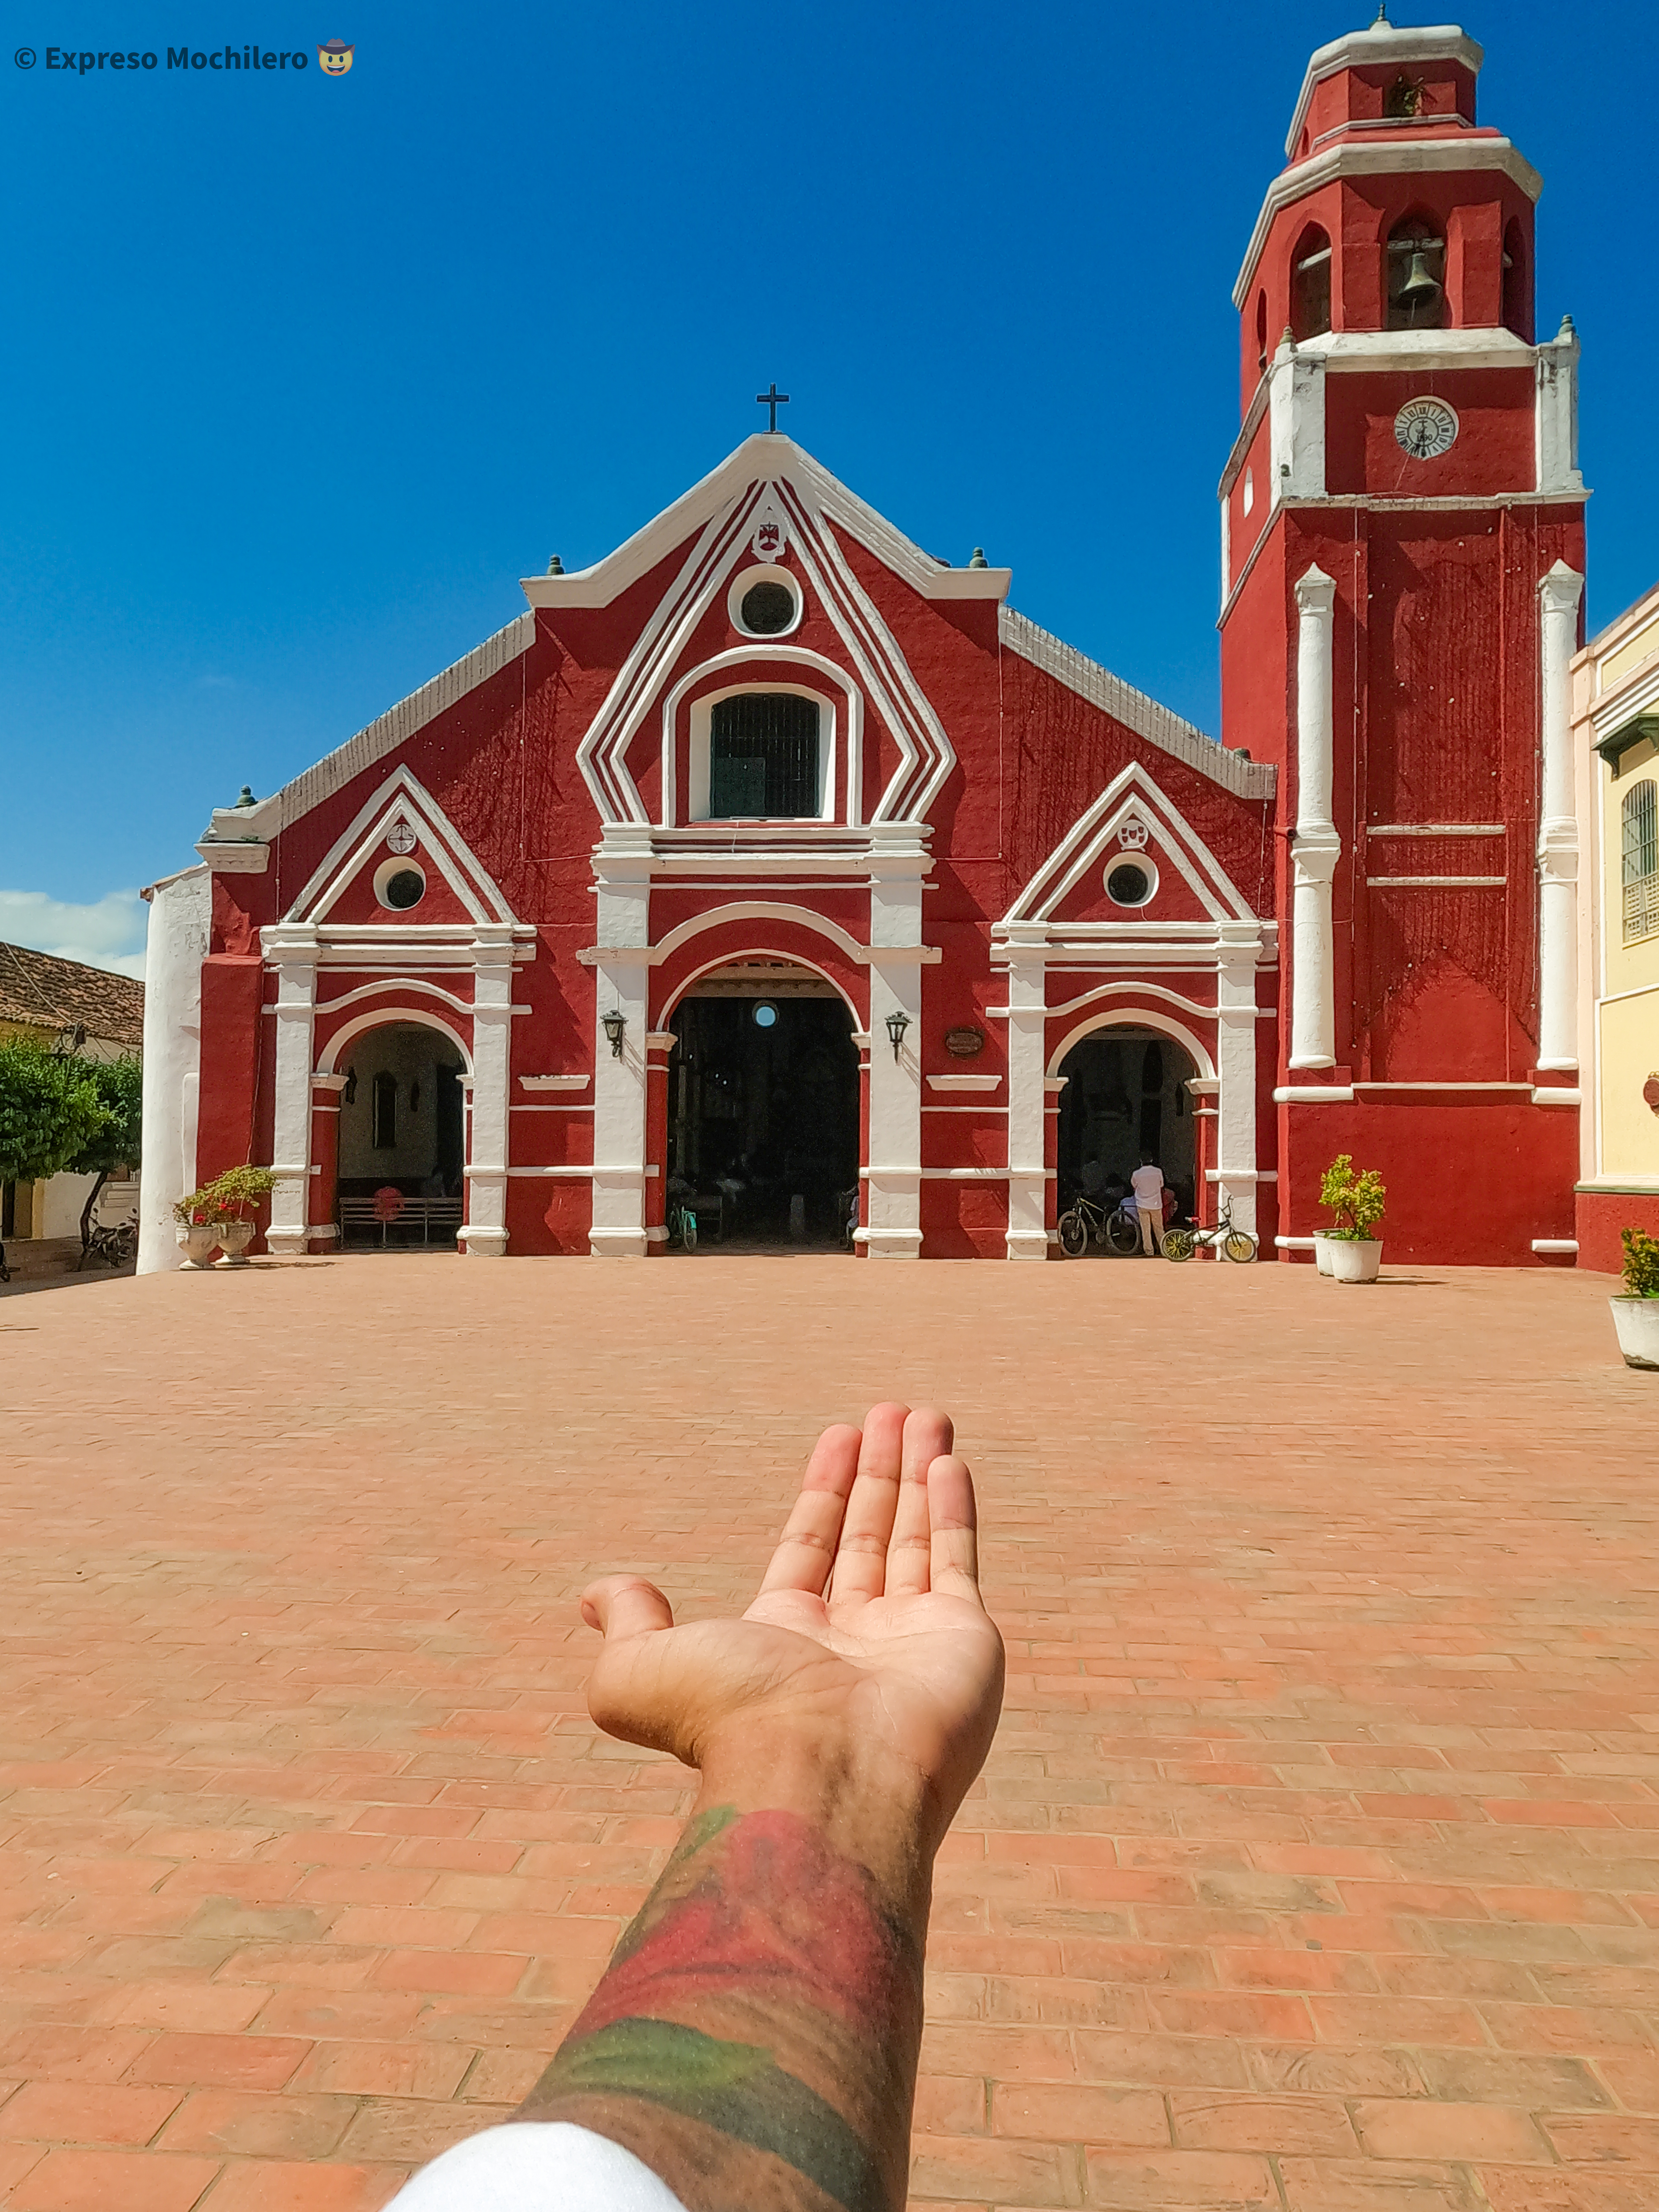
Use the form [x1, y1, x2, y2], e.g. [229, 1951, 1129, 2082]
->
[1313, 1153, 1352, 1276]
[1322, 1157, 1386, 1283]
[1610, 1227, 1659, 1371]
[173, 1166, 282, 1268]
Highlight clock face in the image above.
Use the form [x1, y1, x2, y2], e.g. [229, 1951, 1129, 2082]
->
[1395, 396, 1459, 461]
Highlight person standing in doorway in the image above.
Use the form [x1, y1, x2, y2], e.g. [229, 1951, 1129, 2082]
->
[1131, 1154, 1166, 1256]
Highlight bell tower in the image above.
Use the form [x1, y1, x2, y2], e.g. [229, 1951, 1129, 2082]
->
[1219, 15, 1588, 1265]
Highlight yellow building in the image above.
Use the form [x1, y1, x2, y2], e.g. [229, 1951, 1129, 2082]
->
[1572, 582, 1659, 1272]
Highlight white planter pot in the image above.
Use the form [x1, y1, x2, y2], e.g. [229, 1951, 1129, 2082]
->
[1312, 1234, 1336, 1277]
[176, 1223, 221, 1269]
[1329, 1238, 1383, 1283]
[215, 1220, 256, 1267]
[1610, 1297, 1659, 1371]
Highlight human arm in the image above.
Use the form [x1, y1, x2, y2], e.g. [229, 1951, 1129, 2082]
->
[510, 1403, 1005, 2212]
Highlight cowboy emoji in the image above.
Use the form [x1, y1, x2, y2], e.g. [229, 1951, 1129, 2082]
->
[317, 39, 354, 74]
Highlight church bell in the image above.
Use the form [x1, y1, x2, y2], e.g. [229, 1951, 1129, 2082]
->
[1396, 248, 1442, 311]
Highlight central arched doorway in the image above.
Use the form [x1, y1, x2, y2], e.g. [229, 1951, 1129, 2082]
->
[667, 959, 859, 1249]
[334, 1020, 467, 1248]
[1055, 1026, 1198, 1232]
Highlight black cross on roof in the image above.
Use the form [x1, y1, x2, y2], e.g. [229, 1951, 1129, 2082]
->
[755, 382, 790, 434]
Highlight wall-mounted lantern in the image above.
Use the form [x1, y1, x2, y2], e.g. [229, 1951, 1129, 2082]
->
[601, 1009, 627, 1059]
[884, 1009, 911, 1062]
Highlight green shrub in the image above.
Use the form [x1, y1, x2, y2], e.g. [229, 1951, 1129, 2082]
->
[1320, 1154, 1387, 1242]
[173, 1165, 284, 1226]
[1621, 1227, 1659, 1300]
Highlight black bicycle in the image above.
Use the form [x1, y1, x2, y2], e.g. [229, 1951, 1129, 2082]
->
[1057, 1190, 1141, 1259]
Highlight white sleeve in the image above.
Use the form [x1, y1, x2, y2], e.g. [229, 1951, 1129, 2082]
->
[384, 2122, 689, 2211]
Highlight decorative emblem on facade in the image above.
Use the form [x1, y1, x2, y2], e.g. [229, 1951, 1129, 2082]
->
[945, 1026, 986, 1059]
[750, 496, 788, 564]
[1644, 1072, 1659, 1116]
[1117, 819, 1150, 850]
[1394, 396, 1459, 460]
[386, 820, 418, 855]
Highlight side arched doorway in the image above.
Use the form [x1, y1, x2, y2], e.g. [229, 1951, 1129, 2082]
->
[667, 959, 860, 1249]
[1056, 1027, 1198, 1230]
[334, 1021, 467, 1249]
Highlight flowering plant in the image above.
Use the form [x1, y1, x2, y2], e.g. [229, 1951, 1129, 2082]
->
[1319, 1153, 1386, 1242]
[1620, 1227, 1659, 1300]
[173, 1164, 282, 1226]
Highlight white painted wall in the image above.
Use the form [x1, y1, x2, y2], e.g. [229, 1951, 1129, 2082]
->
[137, 867, 210, 1275]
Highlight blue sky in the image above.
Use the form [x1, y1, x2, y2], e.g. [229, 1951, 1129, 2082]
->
[2, 1, 1653, 977]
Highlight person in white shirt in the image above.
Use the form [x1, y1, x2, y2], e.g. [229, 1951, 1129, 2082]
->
[1130, 1155, 1167, 1256]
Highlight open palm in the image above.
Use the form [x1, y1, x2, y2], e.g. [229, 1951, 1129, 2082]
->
[580, 1405, 1006, 1849]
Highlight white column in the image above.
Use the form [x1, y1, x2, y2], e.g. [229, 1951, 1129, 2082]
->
[136, 868, 210, 1275]
[461, 924, 516, 1255]
[1268, 339, 1327, 503]
[1213, 925, 1263, 1239]
[1535, 316, 1585, 499]
[1537, 560, 1585, 1071]
[264, 923, 318, 1257]
[863, 824, 929, 1259]
[1289, 564, 1340, 1070]
[589, 831, 653, 1257]
[1003, 931, 1050, 1261]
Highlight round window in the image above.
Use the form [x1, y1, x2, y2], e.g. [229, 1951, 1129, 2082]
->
[376, 863, 427, 910]
[1105, 861, 1154, 908]
[739, 580, 796, 635]
[752, 1001, 779, 1029]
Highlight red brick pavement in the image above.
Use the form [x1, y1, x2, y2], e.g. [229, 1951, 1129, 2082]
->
[0, 1253, 1656, 2210]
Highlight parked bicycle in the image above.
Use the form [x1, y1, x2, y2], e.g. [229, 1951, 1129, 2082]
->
[837, 1185, 860, 1251]
[666, 1199, 699, 1251]
[1057, 1189, 1141, 1259]
[78, 1217, 138, 1272]
[1162, 1195, 1258, 1265]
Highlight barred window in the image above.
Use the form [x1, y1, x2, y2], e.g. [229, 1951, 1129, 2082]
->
[708, 693, 822, 818]
[1623, 779, 1659, 945]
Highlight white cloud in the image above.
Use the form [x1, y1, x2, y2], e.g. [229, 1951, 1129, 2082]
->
[0, 889, 149, 980]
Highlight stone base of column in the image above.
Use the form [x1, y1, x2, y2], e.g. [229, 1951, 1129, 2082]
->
[264, 1229, 311, 1258]
[861, 1229, 922, 1260]
[1006, 1228, 1053, 1262]
[459, 1225, 510, 1258]
[589, 1227, 648, 1259]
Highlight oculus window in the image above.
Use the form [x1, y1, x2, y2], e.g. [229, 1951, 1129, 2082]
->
[708, 693, 822, 818]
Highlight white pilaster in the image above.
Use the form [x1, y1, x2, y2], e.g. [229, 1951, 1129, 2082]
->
[1214, 924, 1264, 1240]
[461, 923, 516, 1255]
[863, 824, 929, 1259]
[1537, 560, 1585, 1071]
[264, 923, 318, 1257]
[589, 829, 653, 1257]
[136, 868, 210, 1275]
[1535, 316, 1585, 499]
[1289, 564, 1340, 1070]
[1003, 930, 1050, 1261]
[1268, 339, 1327, 503]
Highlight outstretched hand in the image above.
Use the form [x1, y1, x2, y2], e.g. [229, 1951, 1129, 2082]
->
[579, 1404, 1005, 1855]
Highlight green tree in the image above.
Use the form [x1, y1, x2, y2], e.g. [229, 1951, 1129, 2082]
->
[63, 1055, 142, 1246]
[0, 1037, 115, 1188]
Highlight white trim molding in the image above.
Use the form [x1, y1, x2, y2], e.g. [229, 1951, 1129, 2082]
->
[136, 867, 211, 1274]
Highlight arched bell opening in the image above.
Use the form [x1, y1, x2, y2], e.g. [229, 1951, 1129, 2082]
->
[664, 958, 861, 1250]
[1054, 1026, 1200, 1242]
[1385, 212, 1447, 331]
[1290, 224, 1332, 341]
[334, 1020, 467, 1249]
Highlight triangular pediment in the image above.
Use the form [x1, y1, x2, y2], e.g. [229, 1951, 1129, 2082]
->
[1003, 762, 1256, 927]
[548, 449, 986, 831]
[284, 767, 520, 926]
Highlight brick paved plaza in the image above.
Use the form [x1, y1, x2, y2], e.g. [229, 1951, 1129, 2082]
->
[1, 1252, 1656, 2210]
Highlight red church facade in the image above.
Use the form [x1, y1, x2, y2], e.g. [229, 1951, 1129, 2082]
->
[137, 17, 1588, 1271]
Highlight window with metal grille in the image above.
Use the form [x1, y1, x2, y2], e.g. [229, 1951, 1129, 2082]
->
[1623, 779, 1659, 944]
[708, 693, 822, 818]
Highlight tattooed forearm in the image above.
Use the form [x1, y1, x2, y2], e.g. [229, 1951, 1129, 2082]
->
[516, 1805, 926, 2212]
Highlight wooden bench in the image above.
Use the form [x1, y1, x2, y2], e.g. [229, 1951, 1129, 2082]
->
[338, 1197, 464, 1249]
